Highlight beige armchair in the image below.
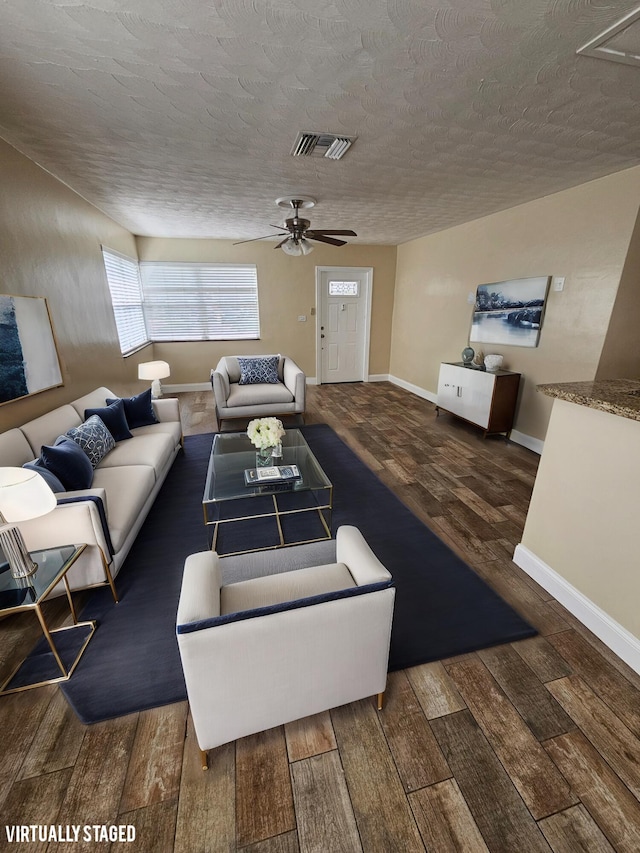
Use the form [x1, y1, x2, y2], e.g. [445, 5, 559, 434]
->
[210, 354, 305, 428]
[176, 526, 395, 769]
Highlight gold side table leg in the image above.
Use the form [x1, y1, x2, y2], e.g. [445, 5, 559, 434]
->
[35, 605, 67, 677]
[62, 576, 78, 624]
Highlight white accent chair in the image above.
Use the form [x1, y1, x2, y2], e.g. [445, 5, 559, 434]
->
[176, 526, 395, 769]
[210, 354, 305, 429]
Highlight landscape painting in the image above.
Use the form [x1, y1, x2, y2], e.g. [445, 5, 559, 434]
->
[0, 295, 63, 405]
[470, 276, 551, 348]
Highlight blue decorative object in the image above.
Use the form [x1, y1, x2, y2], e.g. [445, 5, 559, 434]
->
[461, 346, 475, 364]
[0, 295, 63, 404]
[66, 415, 116, 468]
[22, 461, 65, 494]
[106, 388, 158, 429]
[84, 399, 132, 442]
[39, 437, 94, 491]
[238, 355, 279, 385]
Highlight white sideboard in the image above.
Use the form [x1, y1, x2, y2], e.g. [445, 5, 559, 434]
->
[436, 362, 521, 438]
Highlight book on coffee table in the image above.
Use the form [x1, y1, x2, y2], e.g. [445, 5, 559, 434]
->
[244, 465, 302, 486]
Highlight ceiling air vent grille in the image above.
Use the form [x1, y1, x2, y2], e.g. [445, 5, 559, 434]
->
[291, 132, 356, 160]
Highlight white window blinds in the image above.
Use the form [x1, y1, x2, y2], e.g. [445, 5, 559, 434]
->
[139, 262, 260, 341]
[101, 248, 149, 354]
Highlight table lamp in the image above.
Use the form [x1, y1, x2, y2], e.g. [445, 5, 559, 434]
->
[138, 360, 170, 398]
[0, 468, 57, 578]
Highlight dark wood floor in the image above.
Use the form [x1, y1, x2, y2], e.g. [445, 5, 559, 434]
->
[2, 382, 640, 852]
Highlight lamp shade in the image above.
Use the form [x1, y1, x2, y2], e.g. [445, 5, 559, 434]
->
[280, 237, 313, 256]
[0, 467, 57, 523]
[138, 360, 170, 381]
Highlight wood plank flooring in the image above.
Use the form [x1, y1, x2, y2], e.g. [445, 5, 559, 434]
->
[2, 381, 640, 852]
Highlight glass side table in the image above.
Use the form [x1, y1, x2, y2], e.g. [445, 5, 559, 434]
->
[0, 544, 96, 695]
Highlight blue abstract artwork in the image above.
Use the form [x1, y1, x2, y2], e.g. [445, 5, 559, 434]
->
[470, 276, 551, 348]
[0, 295, 63, 405]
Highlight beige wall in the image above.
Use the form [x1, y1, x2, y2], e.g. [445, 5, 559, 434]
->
[520, 399, 640, 642]
[135, 237, 397, 384]
[391, 167, 640, 441]
[3, 130, 638, 443]
[0, 139, 396, 431]
[0, 140, 150, 431]
[596, 207, 640, 380]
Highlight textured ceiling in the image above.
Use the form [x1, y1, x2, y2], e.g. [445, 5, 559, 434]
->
[1, 0, 639, 244]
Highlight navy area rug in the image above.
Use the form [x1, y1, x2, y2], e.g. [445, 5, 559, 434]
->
[61, 425, 535, 723]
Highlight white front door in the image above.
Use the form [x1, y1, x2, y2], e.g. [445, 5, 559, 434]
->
[316, 267, 372, 383]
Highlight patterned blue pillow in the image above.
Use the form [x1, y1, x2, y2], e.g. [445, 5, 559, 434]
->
[66, 415, 116, 469]
[238, 356, 279, 385]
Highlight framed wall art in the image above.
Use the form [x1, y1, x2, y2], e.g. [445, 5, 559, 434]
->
[0, 295, 63, 405]
[470, 276, 551, 348]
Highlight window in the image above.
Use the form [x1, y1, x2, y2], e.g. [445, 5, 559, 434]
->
[101, 248, 149, 354]
[139, 262, 260, 341]
[328, 280, 359, 296]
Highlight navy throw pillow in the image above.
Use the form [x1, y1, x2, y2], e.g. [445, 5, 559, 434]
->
[22, 461, 65, 494]
[85, 398, 132, 442]
[106, 388, 158, 429]
[238, 355, 279, 385]
[39, 437, 94, 491]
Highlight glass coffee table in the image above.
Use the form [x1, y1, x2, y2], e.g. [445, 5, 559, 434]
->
[203, 429, 332, 555]
[0, 544, 95, 695]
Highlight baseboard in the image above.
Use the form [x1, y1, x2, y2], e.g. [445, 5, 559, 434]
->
[509, 430, 544, 455]
[368, 374, 390, 382]
[513, 544, 640, 675]
[163, 382, 210, 393]
[388, 374, 437, 404]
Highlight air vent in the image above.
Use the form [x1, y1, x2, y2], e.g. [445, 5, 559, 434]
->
[577, 7, 640, 68]
[291, 132, 356, 160]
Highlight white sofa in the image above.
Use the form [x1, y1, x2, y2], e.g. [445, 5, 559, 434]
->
[0, 387, 182, 596]
[177, 526, 395, 769]
[210, 354, 305, 428]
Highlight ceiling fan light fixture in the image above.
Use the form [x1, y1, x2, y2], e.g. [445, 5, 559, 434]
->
[280, 238, 302, 256]
[280, 236, 314, 256]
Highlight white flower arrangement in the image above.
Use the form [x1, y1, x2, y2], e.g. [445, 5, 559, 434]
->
[247, 417, 286, 449]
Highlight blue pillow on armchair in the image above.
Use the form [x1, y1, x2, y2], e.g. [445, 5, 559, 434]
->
[85, 398, 132, 442]
[106, 388, 158, 429]
[238, 355, 280, 385]
[39, 436, 94, 491]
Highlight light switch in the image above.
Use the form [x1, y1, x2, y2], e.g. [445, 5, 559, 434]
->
[298, 315, 307, 322]
[553, 276, 565, 292]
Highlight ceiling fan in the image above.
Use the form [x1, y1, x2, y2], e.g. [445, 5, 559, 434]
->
[235, 197, 356, 255]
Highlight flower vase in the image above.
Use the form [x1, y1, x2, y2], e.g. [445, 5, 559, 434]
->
[256, 441, 283, 467]
[256, 446, 274, 467]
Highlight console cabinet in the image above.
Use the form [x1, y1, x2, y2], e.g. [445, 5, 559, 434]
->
[436, 362, 521, 438]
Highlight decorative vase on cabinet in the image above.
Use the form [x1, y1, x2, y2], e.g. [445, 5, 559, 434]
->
[435, 362, 521, 439]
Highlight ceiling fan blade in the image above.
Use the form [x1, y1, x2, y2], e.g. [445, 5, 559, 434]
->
[274, 237, 291, 249]
[306, 229, 357, 237]
[307, 234, 347, 246]
[234, 232, 286, 245]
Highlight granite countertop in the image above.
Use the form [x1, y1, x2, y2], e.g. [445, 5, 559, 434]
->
[537, 378, 640, 422]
